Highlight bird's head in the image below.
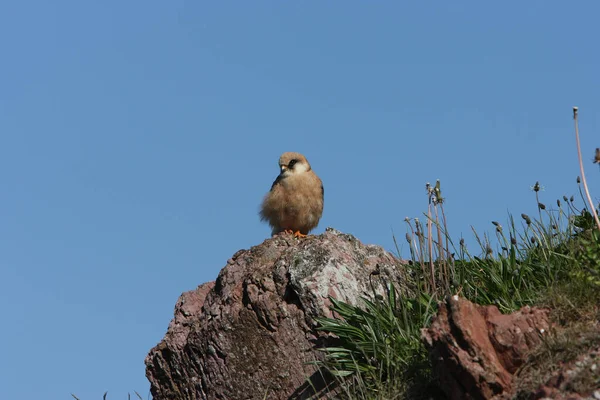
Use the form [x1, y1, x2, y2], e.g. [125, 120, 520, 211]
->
[278, 152, 311, 177]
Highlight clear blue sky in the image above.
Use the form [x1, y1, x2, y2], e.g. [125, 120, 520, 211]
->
[1, 2, 599, 399]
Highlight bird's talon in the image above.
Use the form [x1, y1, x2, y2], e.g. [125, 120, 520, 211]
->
[293, 231, 307, 238]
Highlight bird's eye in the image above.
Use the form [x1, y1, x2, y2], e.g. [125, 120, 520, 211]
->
[288, 159, 298, 168]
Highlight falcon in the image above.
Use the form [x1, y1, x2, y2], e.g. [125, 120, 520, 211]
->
[260, 152, 324, 238]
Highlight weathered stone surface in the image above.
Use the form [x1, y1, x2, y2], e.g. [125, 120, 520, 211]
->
[146, 228, 410, 400]
[422, 295, 550, 400]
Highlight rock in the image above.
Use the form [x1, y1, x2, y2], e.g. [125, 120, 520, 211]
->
[145, 228, 410, 400]
[422, 295, 550, 400]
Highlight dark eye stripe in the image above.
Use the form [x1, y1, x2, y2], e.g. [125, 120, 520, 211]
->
[288, 159, 298, 167]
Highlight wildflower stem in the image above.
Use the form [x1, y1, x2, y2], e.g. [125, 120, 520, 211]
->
[573, 107, 600, 232]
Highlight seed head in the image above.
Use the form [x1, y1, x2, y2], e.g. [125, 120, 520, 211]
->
[538, 202, 546, 210]
[521, 213, 532, 225]
[492, 221, 503, 233]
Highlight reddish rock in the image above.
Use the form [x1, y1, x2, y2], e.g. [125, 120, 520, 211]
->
[146, 228, 410, 400]
[422, 295, 550, 400]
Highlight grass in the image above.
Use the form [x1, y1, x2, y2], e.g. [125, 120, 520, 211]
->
[315, 181, 600, 399]
[512, 320, 600, 399]
[314, 283, 435, 399]
[78, 109, 599, 399]
[313, 109, 600, 399]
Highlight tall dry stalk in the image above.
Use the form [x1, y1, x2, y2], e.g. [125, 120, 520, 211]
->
[573, 107, 600, 232]
[426, 183, 436, 292]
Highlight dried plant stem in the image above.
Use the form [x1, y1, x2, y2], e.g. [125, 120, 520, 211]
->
[427, 201, 436, 292]
[415, 219, 427, 285]
[439, 204, 451, 261]
[573, 107, 600, 232]
[433, 204, 448, 290]
[406, 219, 428, 289]
[439, 203, 454, 284]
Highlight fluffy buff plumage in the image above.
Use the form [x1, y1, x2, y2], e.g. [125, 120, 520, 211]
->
[260, 152, 324, 236]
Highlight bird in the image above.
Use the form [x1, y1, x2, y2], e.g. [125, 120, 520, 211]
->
[260, 152, 324, 238]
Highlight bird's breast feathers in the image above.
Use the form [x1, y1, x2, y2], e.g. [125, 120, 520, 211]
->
[277, 172, 322, 199]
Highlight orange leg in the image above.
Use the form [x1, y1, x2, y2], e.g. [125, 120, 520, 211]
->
[283, 229, 295, 235]
[293, 231, 307, 238]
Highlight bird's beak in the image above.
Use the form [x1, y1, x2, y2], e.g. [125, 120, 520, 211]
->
[280, 165, 287, 173]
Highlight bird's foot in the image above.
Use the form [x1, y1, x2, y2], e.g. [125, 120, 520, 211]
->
[281, 229, 306, 238]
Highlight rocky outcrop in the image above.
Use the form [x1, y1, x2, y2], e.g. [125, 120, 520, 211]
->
[422, 296, 551, 400]
[145, 228, 410, 400]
